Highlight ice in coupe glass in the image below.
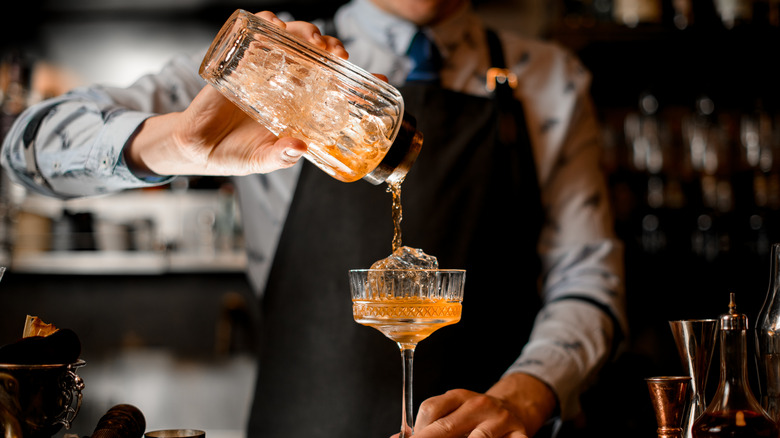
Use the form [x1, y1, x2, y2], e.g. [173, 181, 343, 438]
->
[349, 248, 465, 437]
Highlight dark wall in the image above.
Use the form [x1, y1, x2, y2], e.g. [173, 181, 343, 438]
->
[0, 271, 258, 360]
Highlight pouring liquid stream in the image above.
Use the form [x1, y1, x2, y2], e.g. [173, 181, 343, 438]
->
[389, 181, 403, 253]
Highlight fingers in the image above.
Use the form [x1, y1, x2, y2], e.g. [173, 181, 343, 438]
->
[243, 136, 306, 175]
[286, 20, 327, 49]
[253, 11, 348, 59]
[280, 138, 307, 165]
[286, 20, 348, 59]
[467, 415, 529, 438]
[254, 11, 286, 28]
[321, 35, 349, 59]
[503, 432, 530, 438]
[413, 390, 530, 438]
[416, 389, 474, 430]
[260, 137, 307, 172]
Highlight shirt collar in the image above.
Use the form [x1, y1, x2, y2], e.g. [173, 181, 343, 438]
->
[349, 0, 417, 55]
[349, 0, 474, 59]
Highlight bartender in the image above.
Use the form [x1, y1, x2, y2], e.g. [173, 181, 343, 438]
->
[1, 0, 626, 437]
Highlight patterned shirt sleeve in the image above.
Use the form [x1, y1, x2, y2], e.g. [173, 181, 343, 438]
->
[1, 53, 205, 199]
[499, 33, 627, 420]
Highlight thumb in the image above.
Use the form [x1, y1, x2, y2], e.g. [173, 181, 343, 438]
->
[256, 137, 307, 173]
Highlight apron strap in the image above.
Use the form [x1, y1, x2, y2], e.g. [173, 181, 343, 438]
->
[485, 28, 529, 152]
[486, 28, 507, 68]
[485, 28, 518, 102]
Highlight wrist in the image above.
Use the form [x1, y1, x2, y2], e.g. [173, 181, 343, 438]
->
[486, 372, 558, 436]
[124, 112, 187, 176]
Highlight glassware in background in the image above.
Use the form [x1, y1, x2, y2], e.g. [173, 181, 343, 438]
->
[200, 9, 422, 185]
[669, 319, 718, 438]
[613, 0, 662, 27]
[671, 0, 694, 29]
[740, 108, 774, 173]
[603, 89, 780, 266]
[625, 93, 664, 177]
[646, 376, 692, 438]
[555, 0, 777, 28]
[682, 96, 728, 180]
[713, 0, 754, 28]
[738, 108, 776, 257]
[349, 269, 465, 438]
[692, 293, 777, 437]
[624, 92, 675, 255]
[755, 242, 780, 423]
[682, 96, 734, 262]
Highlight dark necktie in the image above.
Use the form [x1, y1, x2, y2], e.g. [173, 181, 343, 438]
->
[405, 30, 441, 83]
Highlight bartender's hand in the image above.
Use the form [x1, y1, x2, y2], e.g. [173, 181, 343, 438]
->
[123, 11, 349, 178]
[393, 373, 557, 438]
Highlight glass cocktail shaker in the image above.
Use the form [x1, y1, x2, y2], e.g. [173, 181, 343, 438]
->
[199, 9, 422, 185]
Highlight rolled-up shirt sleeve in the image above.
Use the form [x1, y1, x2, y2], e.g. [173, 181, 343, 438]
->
[502, 36, 627, 420]
[1, 52, 205, 199]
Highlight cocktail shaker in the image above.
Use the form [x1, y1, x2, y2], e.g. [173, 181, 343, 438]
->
[200, 9, 422, 185]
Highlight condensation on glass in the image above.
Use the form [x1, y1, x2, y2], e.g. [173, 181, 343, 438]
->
[200, 9, 422, 184]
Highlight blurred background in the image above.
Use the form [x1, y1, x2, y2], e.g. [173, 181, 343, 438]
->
[2, 0, 780, 437]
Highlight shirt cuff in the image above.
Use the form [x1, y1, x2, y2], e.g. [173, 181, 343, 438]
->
[503, 300, 615, 420]
[34, 108, 175, 197]
[84, 110, 155, 178]
[89, 110, 175, 188]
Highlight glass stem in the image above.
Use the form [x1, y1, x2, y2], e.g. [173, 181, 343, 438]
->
[399, 343, 416, 438]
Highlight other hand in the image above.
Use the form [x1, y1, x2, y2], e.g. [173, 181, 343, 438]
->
[391, 373, 557, 438]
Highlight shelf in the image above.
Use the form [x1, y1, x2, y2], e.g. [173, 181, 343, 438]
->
[9, 250, 247, 275]
[5, 188, 246, 274]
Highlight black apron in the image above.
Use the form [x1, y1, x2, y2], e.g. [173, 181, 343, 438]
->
[246, 31, 545, 438]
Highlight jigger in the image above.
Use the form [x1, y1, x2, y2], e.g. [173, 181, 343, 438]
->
[646, 376, 691, 438]
[669, 319, 718, 438]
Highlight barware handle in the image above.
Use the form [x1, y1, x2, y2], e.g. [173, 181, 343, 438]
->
[56, 364, 85, 429]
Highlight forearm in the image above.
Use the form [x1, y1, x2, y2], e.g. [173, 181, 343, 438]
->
[506, 297, 619, 419]
[486, 372, 557, 437]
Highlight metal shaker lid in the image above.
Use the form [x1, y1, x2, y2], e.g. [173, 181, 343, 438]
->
[720, 292, 748, 331]
[363, 113, 423, 185]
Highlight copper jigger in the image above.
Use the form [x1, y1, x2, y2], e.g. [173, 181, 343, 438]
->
[646, 376, 691, 438]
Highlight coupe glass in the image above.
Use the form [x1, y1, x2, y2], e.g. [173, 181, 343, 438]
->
[349, 268, 465, 437]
